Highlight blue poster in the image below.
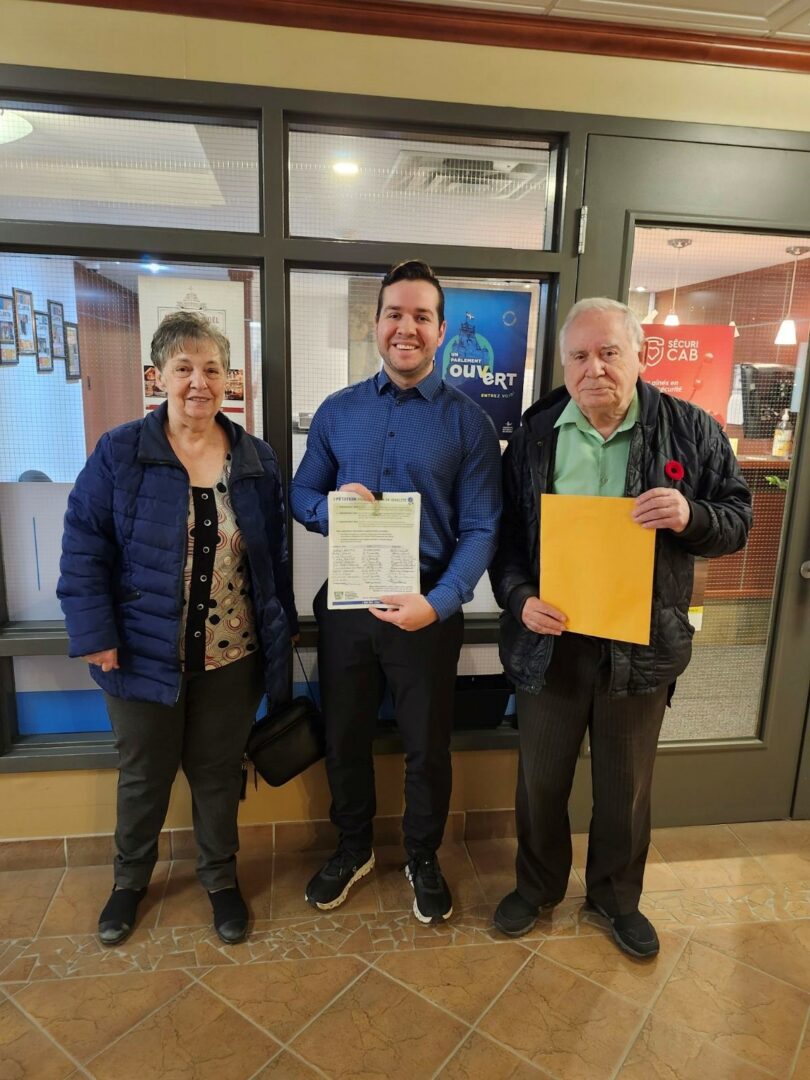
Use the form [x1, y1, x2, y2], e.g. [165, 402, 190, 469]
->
[440, 288, 530, 438]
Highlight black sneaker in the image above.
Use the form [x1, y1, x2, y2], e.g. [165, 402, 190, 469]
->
[209, 884, 249, 945]
[405, 856, 452, 924]
[586, 898, 660, 959]
[493, 890, 539, 937]
[493, 890, 564, 937]
[98, 886, 147, 947]
[305, 849, 375, 910]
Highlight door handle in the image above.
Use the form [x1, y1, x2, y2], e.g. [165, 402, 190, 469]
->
[801, 561, 810, 580]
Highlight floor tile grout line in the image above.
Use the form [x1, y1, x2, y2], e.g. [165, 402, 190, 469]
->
[423, 945, 558, 1078]
[184, 969, 303, 1047]
[606, 928, 693, 1080]
[31, 865, 68, 940]
[787, 1001, 810, 1079]
[199, 952, 376, 1062]
[608, 1003, 651, 1080]
[274, 956, 380, 1071]
[428, 1026, 484, 1080]
[149, 857, 172, 930]
[369, 961, 478, 1031]
[459, 939, 536, 1033]
[461, 1019, 558, 1078]
[532, 947, 664, 1016]
[422, 945, 547, 1080]
[4, 984, 93, 1075]
[686, 932, 810, 998]
[618, 933, 797, 1080]
[268, 850, 278, 922]
[727, 821, 765, 858]
[71, 970, 197, 1070]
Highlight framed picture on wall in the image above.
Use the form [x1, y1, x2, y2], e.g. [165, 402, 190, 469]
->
[34, 311, 53, 372]
[48, 299, 66, 359]
[0, 295, 17, 364]
[12, 288, 35, 355]
[64, 322, 81, 379]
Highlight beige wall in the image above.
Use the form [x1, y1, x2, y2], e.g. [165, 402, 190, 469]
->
[0, 751, 520, 840]
[1, 2, 807, 839]
[3, 1, 810, 131]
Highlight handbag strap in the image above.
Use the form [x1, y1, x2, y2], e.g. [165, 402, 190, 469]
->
[294, 645, 316, 701]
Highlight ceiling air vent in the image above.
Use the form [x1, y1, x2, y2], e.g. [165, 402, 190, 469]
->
[384, 151, 545, 200]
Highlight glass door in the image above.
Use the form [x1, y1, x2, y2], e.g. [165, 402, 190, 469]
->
[570, 135, 810, 825]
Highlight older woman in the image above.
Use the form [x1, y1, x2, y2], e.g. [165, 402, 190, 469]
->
[58, 310, 298, 946]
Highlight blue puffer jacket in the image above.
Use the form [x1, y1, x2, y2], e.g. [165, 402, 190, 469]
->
[58, 403, 299, 707]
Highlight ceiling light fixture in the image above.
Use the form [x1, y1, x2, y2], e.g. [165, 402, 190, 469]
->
[663, 237, 692, 327]
[332, 161, 359, 177]
[0, 109, 33, 146]
[774, 245, 809, 347]
[727, 279, 740, 338]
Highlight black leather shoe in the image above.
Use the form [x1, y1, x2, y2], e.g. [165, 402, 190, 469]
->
[209, 885, 249, 944]
[494, 890, 539, 937]
[98, 886, 147, 947]
[586, 898, 659, 958]
[494, 889, 564, 937]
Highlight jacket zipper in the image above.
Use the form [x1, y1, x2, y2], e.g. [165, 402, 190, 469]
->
[172, 465, 191, 705]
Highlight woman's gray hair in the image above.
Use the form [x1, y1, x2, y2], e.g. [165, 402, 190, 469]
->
[559, 298, 644, 359]
[150, 310, 231, 373]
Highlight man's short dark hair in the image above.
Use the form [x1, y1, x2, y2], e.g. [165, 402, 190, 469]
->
[375, 260, 445, 324]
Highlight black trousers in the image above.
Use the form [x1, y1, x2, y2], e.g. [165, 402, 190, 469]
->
[314, 582, 464, 859]
[105, 653, 265, 891]
[514, 632, 667, 916]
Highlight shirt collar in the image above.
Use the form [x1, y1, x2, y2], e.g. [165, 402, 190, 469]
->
[376, 364, 443, 402]
[554, 388, 639, 438]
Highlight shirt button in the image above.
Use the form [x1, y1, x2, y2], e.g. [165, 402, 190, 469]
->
[194, 631, 202, 638]
[201, 493, 209, 500]
[203, 546, 210, 554]
[396, 399, 404, 406]
[389, 431, 395, 437]
[197, 603, 204, 610]
[383, 469, 391, 476]
[200, 575, 207, 582]
[204, 519, 212, 526]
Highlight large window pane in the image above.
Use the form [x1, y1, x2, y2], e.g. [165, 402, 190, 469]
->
[289, 267, 546, 616]
[288, 126, 556, 249]
[0, 106, 260, 232]
[0, 252, 263, 625]
[629, 226, 808, 742]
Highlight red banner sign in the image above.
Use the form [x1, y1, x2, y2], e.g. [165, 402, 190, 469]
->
[642, 325, 735, 427]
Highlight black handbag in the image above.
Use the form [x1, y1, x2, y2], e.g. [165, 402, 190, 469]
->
[244, 647, 324, 789]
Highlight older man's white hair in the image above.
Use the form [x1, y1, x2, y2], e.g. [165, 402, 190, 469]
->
[559, 298, 645, 359]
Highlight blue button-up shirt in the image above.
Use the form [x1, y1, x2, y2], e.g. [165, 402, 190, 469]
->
[290, 366, 502, 621]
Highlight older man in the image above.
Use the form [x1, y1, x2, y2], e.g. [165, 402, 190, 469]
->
[490, 297, 751, 957]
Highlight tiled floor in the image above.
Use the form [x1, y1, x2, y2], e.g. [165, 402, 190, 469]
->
[1, 821, 808, 1079]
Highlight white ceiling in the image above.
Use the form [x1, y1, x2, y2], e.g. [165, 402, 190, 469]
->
[384, 0, 810, 40]
[630, 227, 810, 291]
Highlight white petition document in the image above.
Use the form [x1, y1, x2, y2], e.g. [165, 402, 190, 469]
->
[327, 492, 421, 609]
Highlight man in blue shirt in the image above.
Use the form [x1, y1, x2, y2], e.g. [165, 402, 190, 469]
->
[290, 260, 501, 923]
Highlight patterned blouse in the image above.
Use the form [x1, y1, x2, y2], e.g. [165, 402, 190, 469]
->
[179, 455, 259, 671]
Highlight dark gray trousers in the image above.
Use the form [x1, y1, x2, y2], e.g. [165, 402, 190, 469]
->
[514, 632, 667, 916]
[105, 653, 264, 891]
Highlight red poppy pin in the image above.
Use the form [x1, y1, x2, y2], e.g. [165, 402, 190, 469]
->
[664, 459, 685, 482]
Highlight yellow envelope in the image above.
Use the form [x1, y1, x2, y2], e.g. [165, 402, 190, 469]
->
[540, 494, 655, 646]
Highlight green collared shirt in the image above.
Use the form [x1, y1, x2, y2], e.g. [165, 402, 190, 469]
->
[552, 391, 639, 496]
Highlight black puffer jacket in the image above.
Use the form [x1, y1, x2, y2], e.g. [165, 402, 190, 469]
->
[489, 379, 752, 696]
